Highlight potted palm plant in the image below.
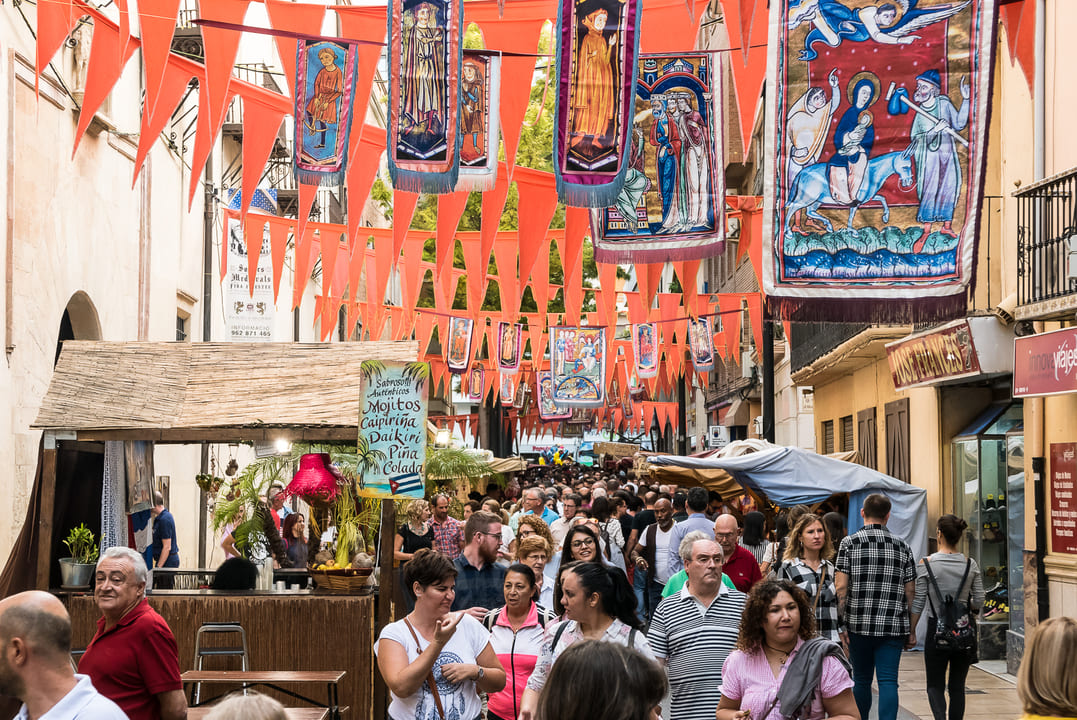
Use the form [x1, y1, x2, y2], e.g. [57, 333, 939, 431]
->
[59, 523, 99, 588]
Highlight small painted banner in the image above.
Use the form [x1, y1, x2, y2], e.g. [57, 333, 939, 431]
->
[538, 370, 572, 420]
[293, 39, 359, 186]
[688, 315, 715, 372]
[497, 321, 524, 374]
[356, 360, 429, 498]
[551, 326, 607, 407]
[446, 316, 474, 373]
[632, 322, 659, 378]
[457, 51, 501, 191]
[553, 0, 642, 207]
[387, 0, 462, 193]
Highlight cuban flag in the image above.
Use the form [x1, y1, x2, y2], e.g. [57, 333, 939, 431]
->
[389, 473, 424, 495]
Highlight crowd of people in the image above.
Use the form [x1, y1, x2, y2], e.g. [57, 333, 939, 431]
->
[2, 463, 1075, 720]
[374, 465, 1077, 720]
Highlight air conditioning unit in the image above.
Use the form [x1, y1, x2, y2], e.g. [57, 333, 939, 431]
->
[741, 351, 753, 379]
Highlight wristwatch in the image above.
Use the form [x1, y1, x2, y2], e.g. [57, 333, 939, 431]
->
[476, 666, 485, 681]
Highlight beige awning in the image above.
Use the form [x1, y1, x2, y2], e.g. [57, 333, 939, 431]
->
[721, 398, 750, 427]
[32, 340, 419, 442]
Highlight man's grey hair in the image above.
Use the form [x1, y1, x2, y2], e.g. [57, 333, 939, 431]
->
[97, 546, 149, 588]
[678, 530, 712, 564]
[525, 487, 544, 501]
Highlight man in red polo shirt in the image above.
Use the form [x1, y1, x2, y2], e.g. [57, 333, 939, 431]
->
[713, 514, 763, 593]
[79, 547, 187, 720]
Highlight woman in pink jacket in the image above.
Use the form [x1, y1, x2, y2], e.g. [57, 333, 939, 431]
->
[484, 564, 556, 720]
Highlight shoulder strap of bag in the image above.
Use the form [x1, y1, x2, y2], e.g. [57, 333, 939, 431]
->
[551, 621, 570, 650]
[629, 627, 638, 648]
[814, 563, 827, 613]
[403, 618, 446, 720]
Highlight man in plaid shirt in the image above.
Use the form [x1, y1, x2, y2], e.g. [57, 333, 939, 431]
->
[429, 494, 464, 559]
[835, 493, 915, 720]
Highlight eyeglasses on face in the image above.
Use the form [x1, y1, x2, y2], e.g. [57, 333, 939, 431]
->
[571, 537, 595, 548]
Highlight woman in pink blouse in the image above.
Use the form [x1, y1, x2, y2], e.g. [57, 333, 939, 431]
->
[717, 579, 859, 720]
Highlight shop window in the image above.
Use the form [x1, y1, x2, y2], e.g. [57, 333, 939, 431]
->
[840, 415, 854, 452]
[821, 420, 834, 454]
[885, 398, 910, 483]
[857, 407, 877, 469]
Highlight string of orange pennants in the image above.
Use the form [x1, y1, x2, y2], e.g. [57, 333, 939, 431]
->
[38, 0, 783, 436]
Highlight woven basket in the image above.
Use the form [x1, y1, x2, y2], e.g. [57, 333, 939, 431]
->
[309, 567, 374, 595]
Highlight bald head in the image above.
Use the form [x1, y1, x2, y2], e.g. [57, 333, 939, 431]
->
[713, 514, 740, 555]
[0, 591, 72, 659]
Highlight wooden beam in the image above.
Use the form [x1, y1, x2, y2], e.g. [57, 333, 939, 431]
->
[36, 443, 58, 590]
[373, 498, 396, 720]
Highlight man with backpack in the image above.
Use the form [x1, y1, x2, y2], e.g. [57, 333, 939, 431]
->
[910, 514, 985, 720]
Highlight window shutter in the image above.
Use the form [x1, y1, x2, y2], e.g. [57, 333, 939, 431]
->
[857, 407, 877, 469]
[840, 415, 854, 452]
[885, 398, 910, 483]
[822, 420, 834, 455]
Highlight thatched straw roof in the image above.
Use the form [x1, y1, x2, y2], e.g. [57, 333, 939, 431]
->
[33, 341, 419, 442]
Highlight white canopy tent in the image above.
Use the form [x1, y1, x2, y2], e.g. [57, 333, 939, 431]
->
[649, 445, 929, 559]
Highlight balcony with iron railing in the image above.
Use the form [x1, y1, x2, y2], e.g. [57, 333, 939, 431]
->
[1016, 166, 1077, 320]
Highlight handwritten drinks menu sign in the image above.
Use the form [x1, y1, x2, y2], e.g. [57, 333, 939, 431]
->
[357, 361, 429, 498]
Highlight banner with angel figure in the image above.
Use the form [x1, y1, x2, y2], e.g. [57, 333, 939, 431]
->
[466, 363, 485, 401]
[551, 326, 607, 406]
[591, 53, 725, 263]
[763, 0, 997, 322]
[388, 0, 462, 193]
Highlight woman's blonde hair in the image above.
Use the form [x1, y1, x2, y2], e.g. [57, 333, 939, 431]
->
[783, 513, 834, 562]
[204, 692, 287, 720]
[517, 515, 555, 550]
[404, 498, 430, 524]
[1018, 616, 1077, 717]
[515, 535, 550, 561]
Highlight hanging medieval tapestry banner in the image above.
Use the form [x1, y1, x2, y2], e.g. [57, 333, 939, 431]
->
[552, 0, 641, 207]
[591, 53, 726, 263]
[632, 322, 659, 378]
[500, 373, 516, 405]
[687, 316, 715, 372]
[538, 370, 573, 420]
[293, 39, 359, 186]
[387, 0, 462, 193]
[763, 0, 997, 322]
[467, 363, 485, 402]
[513, 378, 528, 408]
[551, 326, 607, 407]
[445, 316, 474, 373]
[456, 51, 501, 191]
[497, 321, 523, 375]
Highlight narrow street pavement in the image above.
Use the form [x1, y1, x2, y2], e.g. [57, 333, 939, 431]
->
[868, 652, 1022, 720]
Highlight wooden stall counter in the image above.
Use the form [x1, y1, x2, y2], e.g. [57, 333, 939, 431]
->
[65, 592, 374, 720]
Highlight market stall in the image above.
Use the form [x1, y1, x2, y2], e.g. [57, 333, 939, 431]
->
[29, 340, 420, 720]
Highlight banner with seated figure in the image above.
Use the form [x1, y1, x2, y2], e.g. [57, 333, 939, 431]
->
[763, 0, 997, 322]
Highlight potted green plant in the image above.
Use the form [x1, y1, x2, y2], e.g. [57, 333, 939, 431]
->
[59, 523, 99, 588]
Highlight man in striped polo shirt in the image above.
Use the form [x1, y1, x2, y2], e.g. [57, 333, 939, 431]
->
[647, 532, 746, 720]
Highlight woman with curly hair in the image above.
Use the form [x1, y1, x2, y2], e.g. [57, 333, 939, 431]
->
[717, 579, 858, 720]
[512, 515, 560, 578]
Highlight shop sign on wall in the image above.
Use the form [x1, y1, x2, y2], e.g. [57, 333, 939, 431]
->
[886, 320, 980, 390]
[356, 361, 429, 498]
[224, 217, 275, 341]
[1050, 442, 1077, 555]
[1013, 327, 1077, 397]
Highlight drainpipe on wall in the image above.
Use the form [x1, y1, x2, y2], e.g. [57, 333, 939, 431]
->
[1029, 0, 1048, 624]
[198, 153, 214, 568]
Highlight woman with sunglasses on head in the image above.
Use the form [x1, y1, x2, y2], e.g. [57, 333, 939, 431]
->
[375, 549, 506, 720]
[519, 561, 652, 720]
[484, 563, 558, 720]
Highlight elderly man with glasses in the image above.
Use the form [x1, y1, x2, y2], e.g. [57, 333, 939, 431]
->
[510, 487, 560, 531]
[452, 511, 508, 620]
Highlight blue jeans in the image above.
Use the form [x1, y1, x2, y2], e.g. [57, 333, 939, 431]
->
[633, 567, 648, 623]
[848, 632, 904, 720]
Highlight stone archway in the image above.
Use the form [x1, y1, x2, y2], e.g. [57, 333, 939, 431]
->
[54, 291, 102, 365]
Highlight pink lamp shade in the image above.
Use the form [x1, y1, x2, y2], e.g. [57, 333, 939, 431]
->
[285, 453, 341, 503]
